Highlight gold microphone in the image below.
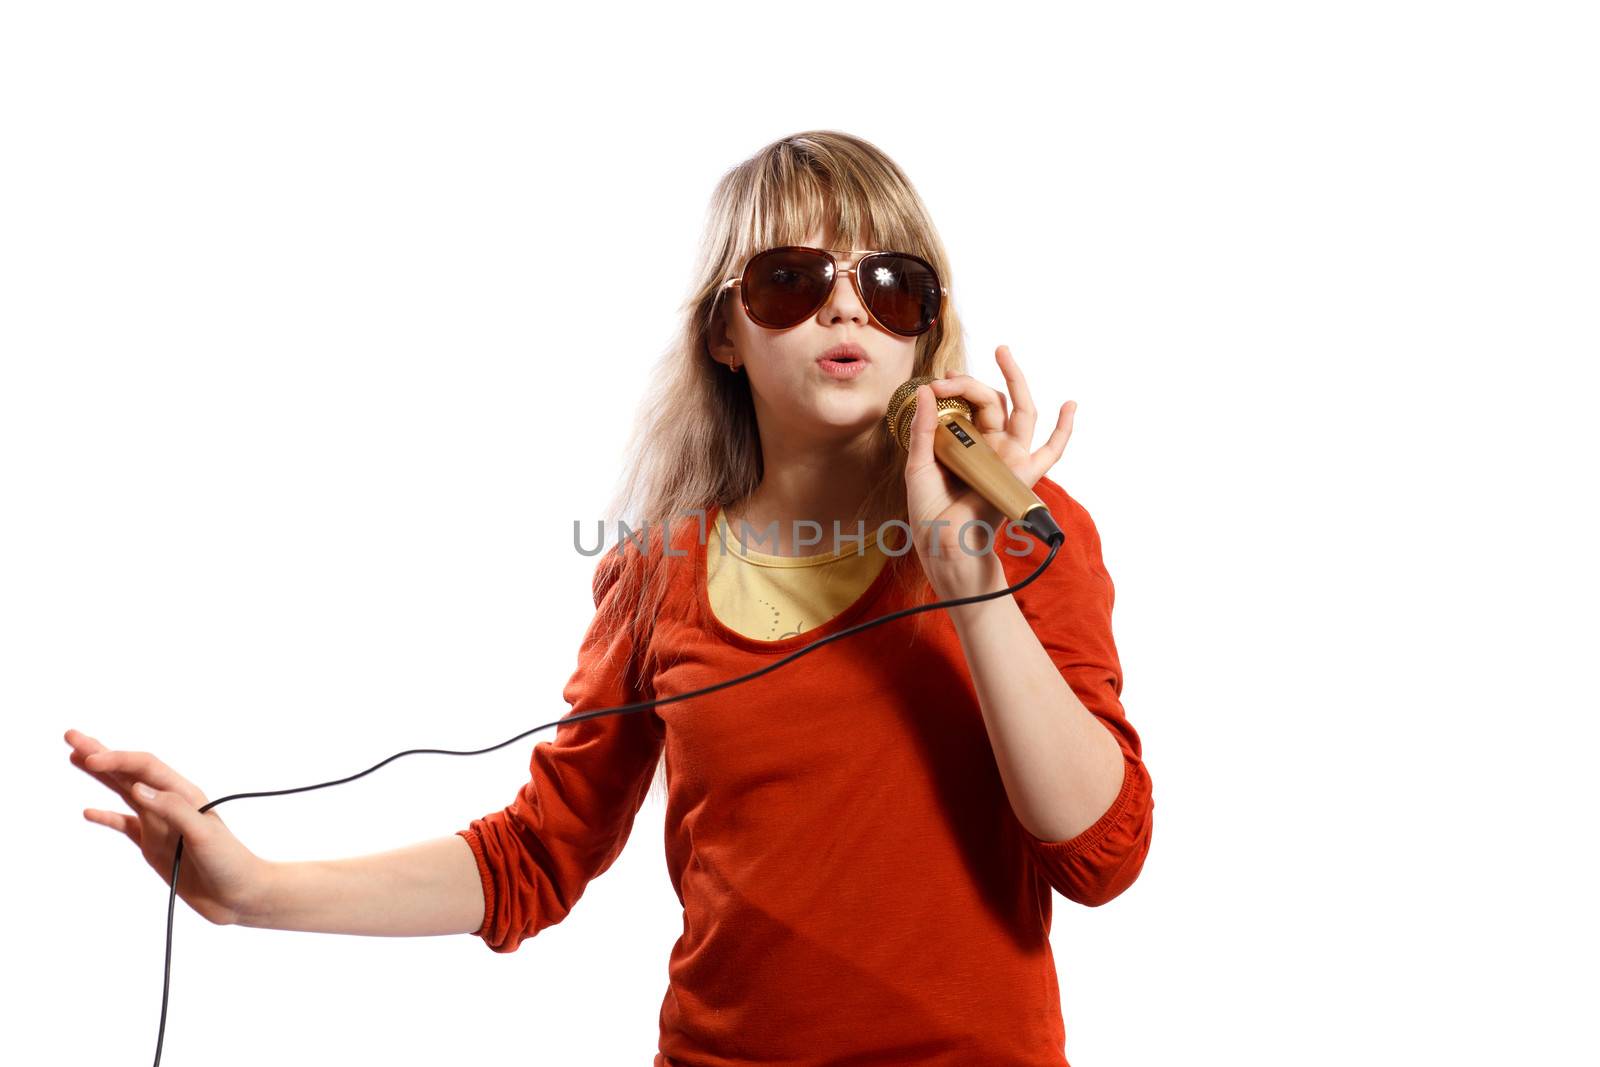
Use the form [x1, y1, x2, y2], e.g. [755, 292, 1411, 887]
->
[884, 376, 1064, 546]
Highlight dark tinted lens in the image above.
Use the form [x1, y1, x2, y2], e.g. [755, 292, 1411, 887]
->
[859, 253, 941, 335]
[742, 248, 834, 328]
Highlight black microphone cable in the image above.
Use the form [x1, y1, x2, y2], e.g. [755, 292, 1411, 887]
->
[144, 525, 1065, 1065]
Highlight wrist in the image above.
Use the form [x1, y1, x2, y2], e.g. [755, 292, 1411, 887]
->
[234, 859, 285, 929]
[921, 559, 1004, 617]
[925, 551, 1008, 603]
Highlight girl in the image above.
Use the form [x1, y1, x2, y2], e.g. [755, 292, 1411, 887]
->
[66, 130, 1153, 1066]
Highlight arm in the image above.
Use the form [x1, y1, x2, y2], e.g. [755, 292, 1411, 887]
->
[457, 547, 665, 952]
[952, 478, 1154, 907]
[237, 549, 664, 943]
[949, 591, 1127, 843]
[238, 835, 485, 936]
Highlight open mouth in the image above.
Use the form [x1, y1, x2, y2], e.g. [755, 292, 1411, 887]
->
[817, 350, 869, 378]
[818, 344, 869, 365]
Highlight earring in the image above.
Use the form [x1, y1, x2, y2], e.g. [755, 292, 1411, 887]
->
[729, 360, 742, 373]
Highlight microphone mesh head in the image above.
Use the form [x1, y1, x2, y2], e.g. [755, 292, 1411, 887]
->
[884, 376, 975, 451]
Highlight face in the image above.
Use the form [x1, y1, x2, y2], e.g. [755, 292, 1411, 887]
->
[709, 226, 920, 446]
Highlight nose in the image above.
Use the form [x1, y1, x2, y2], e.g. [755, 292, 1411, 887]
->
[817, 256, 871, 328]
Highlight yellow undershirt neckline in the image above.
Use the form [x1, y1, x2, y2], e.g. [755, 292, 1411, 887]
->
[706, 507, 890, 642]
[712, 509, 882, 568]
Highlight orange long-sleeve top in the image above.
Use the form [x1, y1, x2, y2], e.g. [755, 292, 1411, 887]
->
[457, 475, 1154, 1066]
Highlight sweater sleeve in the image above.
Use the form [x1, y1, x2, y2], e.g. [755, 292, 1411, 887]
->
[456, 548, 665, 952]
[1003, 476, 1154, 908]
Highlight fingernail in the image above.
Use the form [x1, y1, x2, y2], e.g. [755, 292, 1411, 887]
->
[134, 783, 155, 800]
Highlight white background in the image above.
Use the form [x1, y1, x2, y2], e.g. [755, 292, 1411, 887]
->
[6, 2, 1596, 1064]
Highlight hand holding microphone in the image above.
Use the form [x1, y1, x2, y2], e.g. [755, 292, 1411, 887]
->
[886, 345, 1077, 598]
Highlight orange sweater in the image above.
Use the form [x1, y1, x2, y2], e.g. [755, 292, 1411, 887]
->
[458, 475, 1154, 1066]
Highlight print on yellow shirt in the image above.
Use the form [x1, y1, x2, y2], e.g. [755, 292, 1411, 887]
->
[705, 509, 889, 642]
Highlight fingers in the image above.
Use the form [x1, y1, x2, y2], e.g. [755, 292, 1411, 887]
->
[65, 728, 91, 747]
[66, 728, 115, 770]
[128, 781, 209, 845]
[83, 807, 143, 847]
[1026, 400, 1077, 482]
[66, 731, 136, 804]
[906, 383, 937, 473]
[81, 750, 204, 807]
[930, 371, 1008, 435]
[994, 345, 1038, 448]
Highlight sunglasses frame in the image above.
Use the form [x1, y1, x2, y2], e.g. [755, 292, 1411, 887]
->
[719, 246, 948, 337]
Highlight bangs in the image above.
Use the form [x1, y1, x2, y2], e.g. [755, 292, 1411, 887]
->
[732, 148, 934, 267]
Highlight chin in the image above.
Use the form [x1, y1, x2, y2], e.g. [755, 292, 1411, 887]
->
[805, 393, 886, 433]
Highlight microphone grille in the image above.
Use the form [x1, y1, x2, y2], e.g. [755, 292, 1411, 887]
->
[884, 375, 975, 452]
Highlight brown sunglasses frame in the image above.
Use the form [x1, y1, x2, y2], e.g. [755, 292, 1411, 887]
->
[718, 246, 948, 337]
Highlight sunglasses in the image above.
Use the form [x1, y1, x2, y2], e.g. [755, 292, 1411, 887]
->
[719, 246, 947, 337]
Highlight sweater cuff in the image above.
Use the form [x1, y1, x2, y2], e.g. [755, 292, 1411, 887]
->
[456, 828, 495, 940]
[1024, 754, 1139, 857]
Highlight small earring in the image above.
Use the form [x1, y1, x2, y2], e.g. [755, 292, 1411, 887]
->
[729, 360, 742, 373]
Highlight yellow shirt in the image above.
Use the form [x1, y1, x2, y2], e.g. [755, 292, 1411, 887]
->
[705, 508, 890, 642]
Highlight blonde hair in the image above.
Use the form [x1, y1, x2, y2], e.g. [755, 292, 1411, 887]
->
[593, 130, 970, 800]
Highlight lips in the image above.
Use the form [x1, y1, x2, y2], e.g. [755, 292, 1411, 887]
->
[816, 342, 869, 380]
[817, 343, 869, 365]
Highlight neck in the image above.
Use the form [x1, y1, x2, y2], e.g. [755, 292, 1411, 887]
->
[727, 434, 889, 557]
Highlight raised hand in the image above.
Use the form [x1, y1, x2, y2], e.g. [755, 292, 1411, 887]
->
[902, 344, 1076, 599]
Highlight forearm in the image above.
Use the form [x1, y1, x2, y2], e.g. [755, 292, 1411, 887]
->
[949, 589, 1127, 843]
[238, 834, 485, 937]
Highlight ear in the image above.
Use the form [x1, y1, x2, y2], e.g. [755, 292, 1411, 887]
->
[705, 297, 739, 369]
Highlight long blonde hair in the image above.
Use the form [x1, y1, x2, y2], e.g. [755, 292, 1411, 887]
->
[593, 130, 970, 799]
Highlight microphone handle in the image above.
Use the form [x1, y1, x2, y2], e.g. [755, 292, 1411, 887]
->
[932, 410, 1064, 546]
